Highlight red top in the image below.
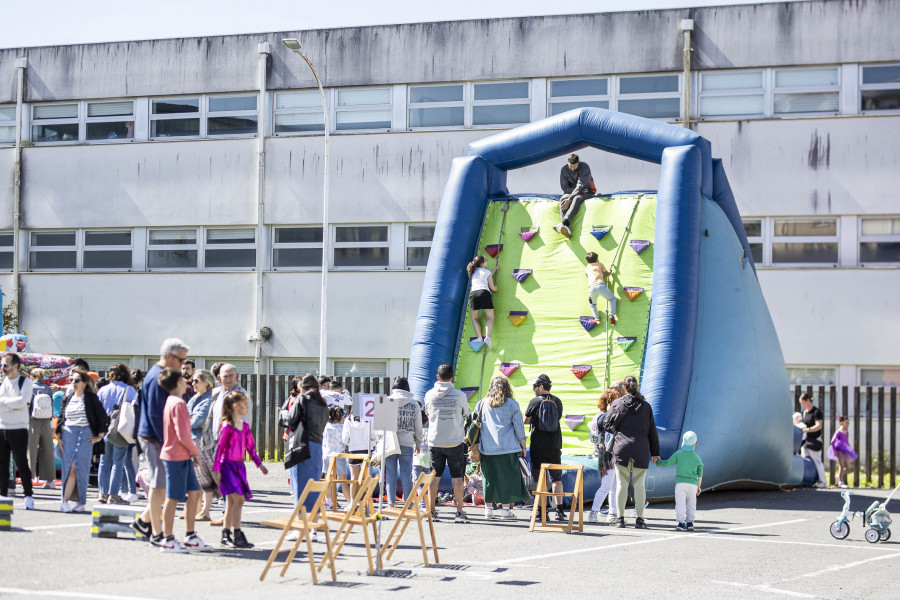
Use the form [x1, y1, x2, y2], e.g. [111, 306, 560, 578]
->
[213, 421, 262, 472]
[160, 395, 199, 461]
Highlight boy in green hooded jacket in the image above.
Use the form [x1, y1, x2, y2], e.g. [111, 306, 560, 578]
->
[654, 431, 703, 531]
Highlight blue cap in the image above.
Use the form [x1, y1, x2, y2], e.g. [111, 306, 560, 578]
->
[681, 430, 697, 452]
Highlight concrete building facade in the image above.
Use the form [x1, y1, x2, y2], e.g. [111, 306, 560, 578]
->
[0, 0, 897, 390]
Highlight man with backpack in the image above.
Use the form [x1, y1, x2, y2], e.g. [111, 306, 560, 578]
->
[28, 369, 56, 489]
[523, 374, 566, 521]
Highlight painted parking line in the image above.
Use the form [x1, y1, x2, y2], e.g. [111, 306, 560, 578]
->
[711, 580, 820, 599]
[0, 588, 157, 600]
[789, 551, 900, 580]
[489, 518, 810, 565]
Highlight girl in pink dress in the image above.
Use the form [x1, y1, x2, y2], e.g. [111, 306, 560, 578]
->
[214, 391, 268, 548]
[827, 416, 858, 488]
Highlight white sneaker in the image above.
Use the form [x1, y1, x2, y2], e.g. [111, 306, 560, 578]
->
[484, 336, 492, 350]
[607, 514, 619, 524]
[121, 492, 141, 503]
[311, 532, 319, 543]
[60, 500, 72, 513]
[24, 496, 34, 510]
[182, 533, 212, 552]
[499, 509, 516, 520]
[588, 510, 598, 523]
[484, 506, 495, 520]
[160, 538, 189, 554]
[285, 530, 300, 542]
[43, 481, 57, 490]
[72, 503, 86, 513]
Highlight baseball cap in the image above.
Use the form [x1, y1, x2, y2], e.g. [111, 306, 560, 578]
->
[681, 430, 698, 452]
[531, 374, 552, 388]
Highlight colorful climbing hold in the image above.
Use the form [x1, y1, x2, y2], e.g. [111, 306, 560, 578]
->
[468, 338, 485, 352]
[461, 387, 479, 400]
[519, 228, 538, 242]
[499, 362, 519, 377]
[512, 269, 532, 283]
[572, 365, 592, 380]
[579, 316, 599, 332]
[630, 240, 651, 254]
[485, 244, 503, 258]
[508, 311, 528, 327]
[617, 336, 636, 351]
[590, 225, 611, 241]
[623, 287, 644, 301]
[564, 415, 586, 431]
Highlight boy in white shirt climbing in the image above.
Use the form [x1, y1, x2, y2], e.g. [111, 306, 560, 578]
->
[585, 252, 616, 325]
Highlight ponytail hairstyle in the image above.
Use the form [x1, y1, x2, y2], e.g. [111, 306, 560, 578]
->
[221, 390, 248, 427]
[300, 374, 325, 405]
[623, 375, 644, 402]
[467, 255, 486, 278]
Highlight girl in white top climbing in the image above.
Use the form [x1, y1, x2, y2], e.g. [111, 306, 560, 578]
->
[467, 255, 499, 349]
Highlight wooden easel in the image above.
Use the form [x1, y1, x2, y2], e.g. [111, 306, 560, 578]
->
[381, 470, 440, 565]
[529, 464, 584, 534]
[260, 479, 336, 584]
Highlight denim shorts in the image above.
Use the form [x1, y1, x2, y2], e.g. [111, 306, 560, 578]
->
[163, 458, 200, 502]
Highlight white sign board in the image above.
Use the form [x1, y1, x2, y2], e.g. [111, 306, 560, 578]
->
[358, 393, 379, 423]
[371, 394, 399, 432]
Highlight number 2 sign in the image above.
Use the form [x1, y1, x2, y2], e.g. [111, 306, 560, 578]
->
[359, 394, 379, 422]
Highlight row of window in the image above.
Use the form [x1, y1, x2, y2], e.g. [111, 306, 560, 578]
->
[83, 356, 388, 378]
[0, 224, 435, 272]
[2, 64, 897, 144]
[741, 216, 900, 267]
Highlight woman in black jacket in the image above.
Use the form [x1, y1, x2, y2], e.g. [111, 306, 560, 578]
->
[602, 376, 659, 529]
[56, 368, 108, 512]
[280, 374, 328, 513]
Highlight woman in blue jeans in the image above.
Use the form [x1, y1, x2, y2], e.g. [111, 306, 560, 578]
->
[56, 368, 108, 512]
[97, 363, 137, 504]
[281, 375, 328, 511]
[382, 377, 423, 507]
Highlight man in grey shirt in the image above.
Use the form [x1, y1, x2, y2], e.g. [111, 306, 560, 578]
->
[556, 153, 596, 239]
[423, 363, 471, 523]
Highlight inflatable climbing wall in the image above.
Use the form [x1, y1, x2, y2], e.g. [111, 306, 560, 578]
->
[409, 108, 809, 498]
[454, 194, 657, 455]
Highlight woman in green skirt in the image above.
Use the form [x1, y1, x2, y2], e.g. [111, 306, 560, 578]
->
[476, 376, 530, 520]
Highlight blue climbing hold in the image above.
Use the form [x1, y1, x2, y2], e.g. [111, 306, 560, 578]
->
[468, 338, 485, 352]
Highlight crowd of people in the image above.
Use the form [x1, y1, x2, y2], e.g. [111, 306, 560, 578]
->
[3, 337, 726, 552]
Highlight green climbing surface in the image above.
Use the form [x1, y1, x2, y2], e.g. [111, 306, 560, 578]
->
[455, 194, 656, 454]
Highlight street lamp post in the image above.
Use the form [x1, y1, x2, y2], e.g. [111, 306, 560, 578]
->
[282, 38, 329, 377]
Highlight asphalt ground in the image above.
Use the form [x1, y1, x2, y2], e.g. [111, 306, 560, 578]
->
[2, 466, 899, 600]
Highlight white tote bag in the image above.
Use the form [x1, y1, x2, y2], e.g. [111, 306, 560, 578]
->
[372, 431, 401, 465]
[116, 401, 136, 445]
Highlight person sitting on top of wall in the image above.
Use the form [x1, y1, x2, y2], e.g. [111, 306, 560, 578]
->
[555, 153, 596, 239]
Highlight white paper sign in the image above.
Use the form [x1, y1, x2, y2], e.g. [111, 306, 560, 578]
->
[372, 394, 399, 432]
[358, 393, 379, 423]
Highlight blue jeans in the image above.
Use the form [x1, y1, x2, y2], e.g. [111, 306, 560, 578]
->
[289, 441, 323, 511]
[119, 444, 137, 495]
[412, 463, 429, 507]
[98, 440, 132, 496]
[61, 425, 92, 505]
[383, 445, 414, 507]
[589, 282, 617, 319]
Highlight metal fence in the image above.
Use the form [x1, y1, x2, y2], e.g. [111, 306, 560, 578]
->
[792, 385, 898, 489]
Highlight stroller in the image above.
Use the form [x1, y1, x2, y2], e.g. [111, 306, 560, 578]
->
[830, 484, 896, 543]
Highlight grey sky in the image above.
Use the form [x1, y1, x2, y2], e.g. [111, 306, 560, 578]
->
[4, 0, 804, 49]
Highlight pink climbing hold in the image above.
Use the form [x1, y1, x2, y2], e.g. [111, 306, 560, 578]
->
[630, 240, 651, 254]
[572, 365, 592, 380]
[485, 244, 503, 258]
[519, 230, 538, 242]
[499, 363, 519, 377]
[564, 415, 586, 431]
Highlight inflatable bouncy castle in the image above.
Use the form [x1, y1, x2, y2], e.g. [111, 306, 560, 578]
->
[408, 108, 808, 498]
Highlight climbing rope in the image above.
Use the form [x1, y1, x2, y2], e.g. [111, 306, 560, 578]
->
[601, 194, 643, 388]
[476, 200, 511, 399]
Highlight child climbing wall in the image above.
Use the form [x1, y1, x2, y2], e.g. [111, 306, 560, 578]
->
[455, 194, 656, 454]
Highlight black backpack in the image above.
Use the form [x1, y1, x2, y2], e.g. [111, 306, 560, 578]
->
[536, 395, 560, 432]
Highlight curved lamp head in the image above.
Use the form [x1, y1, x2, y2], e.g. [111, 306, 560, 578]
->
[281, 38, 302, 53]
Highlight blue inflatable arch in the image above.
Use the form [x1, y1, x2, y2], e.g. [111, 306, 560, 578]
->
[409, 108, 804, 492]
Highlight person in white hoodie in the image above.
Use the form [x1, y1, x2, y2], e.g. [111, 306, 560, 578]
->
[0, 352, 35, 509]
[423, 364, 470, 523]
[380, 377, 423, 508]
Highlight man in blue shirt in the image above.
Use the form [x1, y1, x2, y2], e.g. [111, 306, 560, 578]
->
[132, 338, 190, 545]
